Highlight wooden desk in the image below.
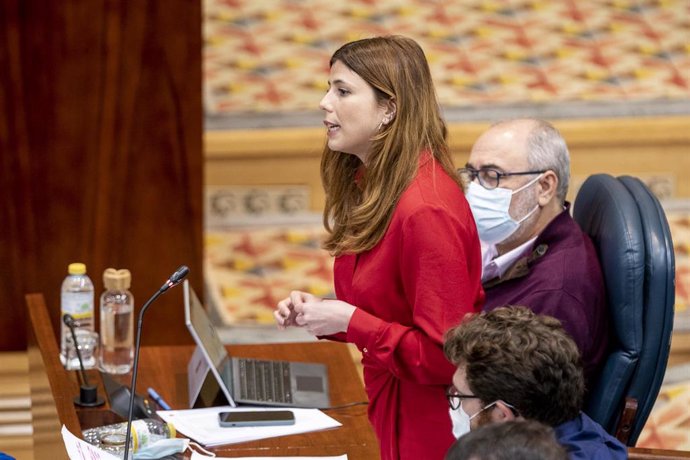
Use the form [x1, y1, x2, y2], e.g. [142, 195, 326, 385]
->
[26, 293, 690, 459]
[26, 293, 379, 459]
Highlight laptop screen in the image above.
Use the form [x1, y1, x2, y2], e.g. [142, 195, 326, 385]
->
[183, 280, 330, 409]
[184, 281, 228, 370]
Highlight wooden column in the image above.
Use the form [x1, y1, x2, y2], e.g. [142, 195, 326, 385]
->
[0, 0, 202, 350]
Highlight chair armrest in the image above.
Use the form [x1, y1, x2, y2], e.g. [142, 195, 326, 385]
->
[615, 396, 638, 444]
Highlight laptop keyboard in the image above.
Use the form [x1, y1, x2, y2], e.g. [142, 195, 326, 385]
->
[238, 359, 293, 404]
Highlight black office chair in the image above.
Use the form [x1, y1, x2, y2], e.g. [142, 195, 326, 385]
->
[573, 174, 675, 446]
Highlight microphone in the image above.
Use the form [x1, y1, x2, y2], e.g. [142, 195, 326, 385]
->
[63, 314, 105, 407]
[159, 265, 190, 292]
[123, 266, 189, 460]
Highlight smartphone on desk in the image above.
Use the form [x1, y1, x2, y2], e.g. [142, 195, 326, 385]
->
[218, 410, 296, 427]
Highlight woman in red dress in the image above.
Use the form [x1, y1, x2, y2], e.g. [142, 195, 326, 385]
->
[275, 36, 484, 460]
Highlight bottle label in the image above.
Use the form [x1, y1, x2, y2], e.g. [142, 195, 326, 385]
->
[60, 289, 94, 368]
[61, 292, 94, 318]
[130, 419, 170, 451]
[131, 420, 148, 451]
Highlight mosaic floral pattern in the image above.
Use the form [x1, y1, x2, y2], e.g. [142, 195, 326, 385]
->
[669, 210, 690, 327]
[205, 211, 689, 327]
[638, 382, 690, 450]
[205, 225, 333, 325]
[204, 0, 690, 115]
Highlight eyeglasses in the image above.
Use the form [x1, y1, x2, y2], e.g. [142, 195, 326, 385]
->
[446, 386, 481, 410]
[458, 167, 546, 190]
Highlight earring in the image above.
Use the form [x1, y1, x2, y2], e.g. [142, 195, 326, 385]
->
[378, 115, 393, 131]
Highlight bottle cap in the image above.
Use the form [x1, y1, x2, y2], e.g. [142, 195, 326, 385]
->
[68, 263, 87, 275]
[103, 268, 132, 290]
[167, 421, 176, 438]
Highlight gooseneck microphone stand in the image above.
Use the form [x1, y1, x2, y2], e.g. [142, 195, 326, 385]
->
[63, 314, 105, 407]
[123, 266, 189, 460]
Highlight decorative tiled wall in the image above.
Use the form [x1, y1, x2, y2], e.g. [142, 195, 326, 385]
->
[204, 0, 689, 126]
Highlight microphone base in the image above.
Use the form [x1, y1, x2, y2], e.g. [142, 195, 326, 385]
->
[74, 395, 105, 407]
[74, 385, 106, 407]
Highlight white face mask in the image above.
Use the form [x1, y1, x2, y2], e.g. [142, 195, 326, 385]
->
[448, 401, 497, 439]
[449, 404, 470, 439]
[135, 438, 215, 459]
[465, 175, 542, 245]
[448, 401, 496, 439]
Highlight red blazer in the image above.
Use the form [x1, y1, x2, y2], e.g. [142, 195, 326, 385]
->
[332, 156, 484, 460]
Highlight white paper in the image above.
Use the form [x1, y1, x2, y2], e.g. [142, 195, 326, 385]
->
[158, 406, 341, 447]
[61, 425, 121, 460]
[191, 452, 347, 460]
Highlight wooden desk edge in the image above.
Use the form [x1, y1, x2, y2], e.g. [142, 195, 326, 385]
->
[26, 292, 83, 436]
[629, 447, 690, 459]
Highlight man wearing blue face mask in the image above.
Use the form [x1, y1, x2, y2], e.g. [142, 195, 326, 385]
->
[443, 307, 627, 460]
[459, 118, 608, 385]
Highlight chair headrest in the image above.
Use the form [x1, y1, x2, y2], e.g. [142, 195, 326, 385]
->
[573, 174, 645, 353]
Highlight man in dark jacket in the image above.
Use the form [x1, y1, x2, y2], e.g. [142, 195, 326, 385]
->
[459, 118, 608, 383]
[444, 307, 627, 460]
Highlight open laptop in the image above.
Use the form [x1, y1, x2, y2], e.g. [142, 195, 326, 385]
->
[183, 280, 331, 408]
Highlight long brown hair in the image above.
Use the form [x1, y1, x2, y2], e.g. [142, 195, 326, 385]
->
[321, 36, 460, 256]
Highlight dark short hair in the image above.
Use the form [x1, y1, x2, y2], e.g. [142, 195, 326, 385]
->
[444, 306, 584, 426]
[445, 419, 569, 460]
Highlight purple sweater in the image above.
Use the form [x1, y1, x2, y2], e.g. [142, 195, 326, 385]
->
[482, 206, 608, 384]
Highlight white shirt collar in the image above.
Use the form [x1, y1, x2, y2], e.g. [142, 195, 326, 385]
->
[480, 237, 538, 283]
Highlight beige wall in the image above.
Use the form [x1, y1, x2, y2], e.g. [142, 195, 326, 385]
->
[205, 116, 690, 210]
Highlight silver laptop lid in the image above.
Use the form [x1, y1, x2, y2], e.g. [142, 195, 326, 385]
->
[183, 280, 236, 405]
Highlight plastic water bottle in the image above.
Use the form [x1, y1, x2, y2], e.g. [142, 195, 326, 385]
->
[60, 262, 95, 369]
[82, 418, 175, 458]
[99, 268, 134, 374]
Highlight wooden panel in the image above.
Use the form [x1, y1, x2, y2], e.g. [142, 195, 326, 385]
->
[0, 0, 38, 352]
[0, 0, 203, 350]
[205, 116, 690, 210]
